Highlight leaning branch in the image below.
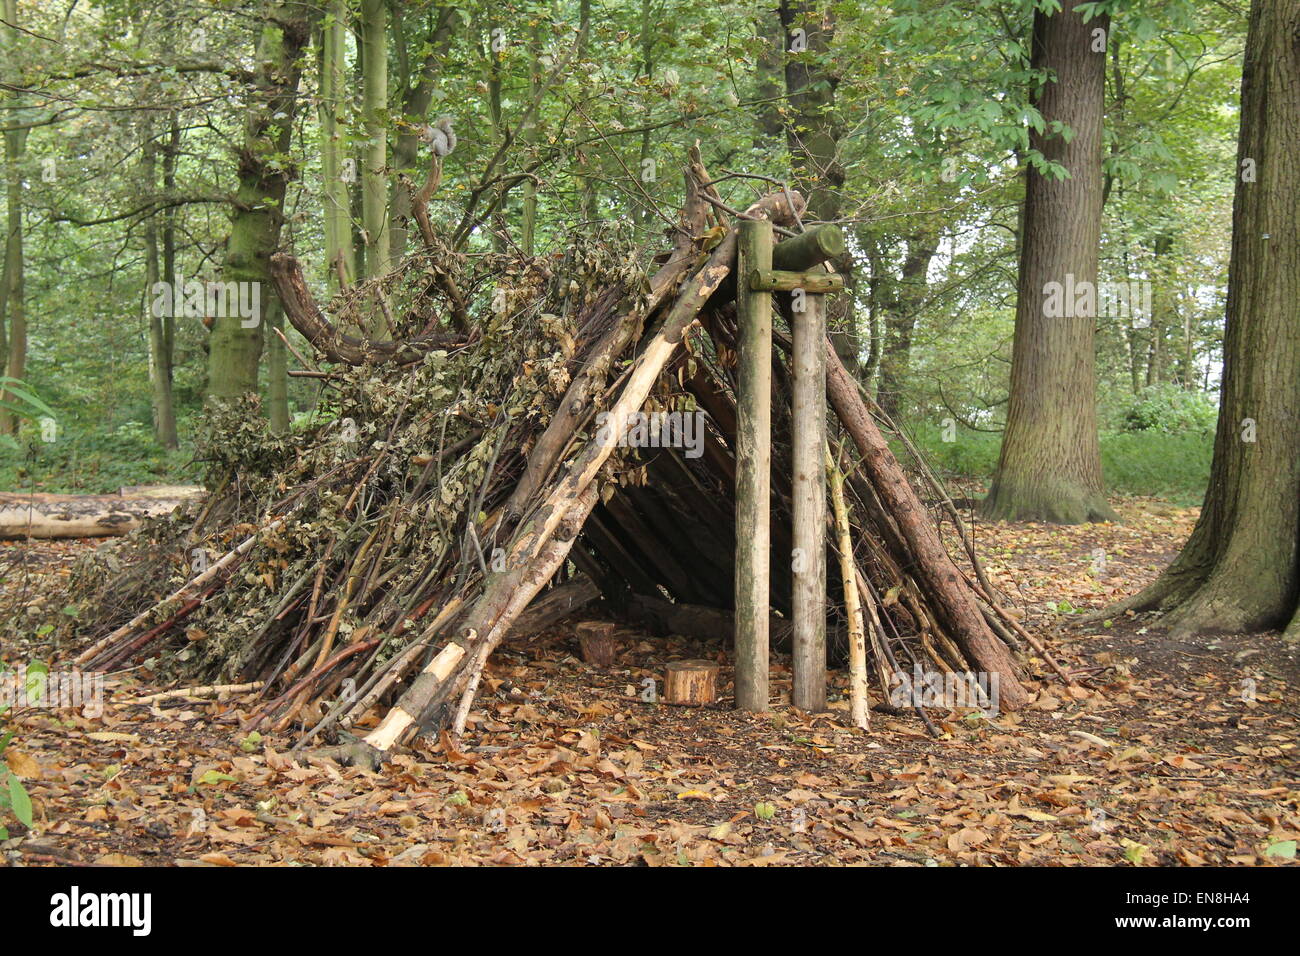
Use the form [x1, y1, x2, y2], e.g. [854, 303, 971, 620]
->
[270, 253, 467, 366]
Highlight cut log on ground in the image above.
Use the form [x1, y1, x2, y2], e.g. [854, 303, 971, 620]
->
[575, 621, 618, 667]
[664, 660, 719, 705]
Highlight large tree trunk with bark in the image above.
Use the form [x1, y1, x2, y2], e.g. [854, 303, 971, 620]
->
[207, 5, 313, 402]
[1108, 0, 1300, 637]
[980, 5, 1116, 524]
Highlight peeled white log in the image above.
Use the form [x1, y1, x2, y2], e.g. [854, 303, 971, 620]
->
[0, 487, 204, 540]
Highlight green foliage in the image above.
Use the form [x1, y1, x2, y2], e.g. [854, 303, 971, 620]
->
[908, 423, 1212, 505]
[1099, 431, 1213, 505]
[902, 422, 1003, 478]
[0, 663, 36, 838]
[1118, 384, 1218, 435]
[0, 0, 1247, 520]
[0, 376, 57, 427]
[0, 415, 196, 493]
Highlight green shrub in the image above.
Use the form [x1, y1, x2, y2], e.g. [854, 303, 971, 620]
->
[1100, 431, 1212, 505]
[1120, 383, 1218, 435]
[904, 421, 1212, 506]
[900, 422, 1002, 479]
[0, 414, 197, 493]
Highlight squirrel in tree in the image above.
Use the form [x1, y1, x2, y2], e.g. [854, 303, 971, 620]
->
[405, 115, 459, 259]
[418, 116, 457, 158]
[413, 116, 456, 213]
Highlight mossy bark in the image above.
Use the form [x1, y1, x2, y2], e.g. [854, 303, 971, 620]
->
[207, 5, 313, 403]
[1105, 0, 1300, 636]
[0, 0, 28, 437]
[319, 0, 354, 289]
[979, 4, 1116, 525]
[359, 0, 389, 293]
[143, 139, 179, 449]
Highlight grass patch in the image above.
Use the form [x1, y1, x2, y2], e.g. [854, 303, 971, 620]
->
[904, 423, 1211, 506]
[0, 419, 198, 494]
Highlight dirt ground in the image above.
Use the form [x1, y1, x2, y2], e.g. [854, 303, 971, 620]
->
[2, 496, 1296, 867]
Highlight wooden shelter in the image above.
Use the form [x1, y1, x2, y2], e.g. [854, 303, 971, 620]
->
[59, 149, 1062, 769]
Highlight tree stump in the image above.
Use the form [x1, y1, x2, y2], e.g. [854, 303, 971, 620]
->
[663, 660, 719, 705]
[575, 621, 618, 668]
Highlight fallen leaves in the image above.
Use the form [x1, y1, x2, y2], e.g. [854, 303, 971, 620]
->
[4, 748, 40, 779]
[3, 508, 1297, 868]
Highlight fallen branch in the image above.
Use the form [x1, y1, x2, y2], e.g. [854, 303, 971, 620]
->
[121, 681, 265, 706]
[824, 340, 1029, 712]
[270, 253, 466, 365]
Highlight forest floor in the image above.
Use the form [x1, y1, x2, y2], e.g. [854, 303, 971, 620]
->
[2, 494, 1296, 867]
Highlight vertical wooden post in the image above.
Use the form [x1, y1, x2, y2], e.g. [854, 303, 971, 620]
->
[791, 284, 827, 711]
[734, 219, 772, 712]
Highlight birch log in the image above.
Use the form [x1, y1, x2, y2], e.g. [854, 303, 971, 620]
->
[734, 218, 773, 712]
[0, 488, 203, 540]
[790, 289, 827, 712]
[827, 447, 869, 729]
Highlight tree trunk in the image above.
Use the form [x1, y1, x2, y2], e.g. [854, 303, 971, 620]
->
[320, 0, 354, 289]
[1178, 287, 1196, 388]
[572, 0, 594, 224]
[521, 20, 542, 254]
[360, 0, 389, 293]
[0, 0, 28, 437]
[980, 5, 1116, 524]
[861, 234, 884, 397]
[388, 4, 456, 267]
[484, 14, 507, 253]
[1107, 0, 1300, 636]
[265, 297, 289, 432]
[753, 7, 785, 147]
[142, 138, 179, 449]
[778, 1, 857, 374]
[207, 5, 313, 403]
[876, 231, 939, 421]
[157, 116, 181, 449]
[0, 125, 27, 437]
[1146, 232, 1176, 387]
